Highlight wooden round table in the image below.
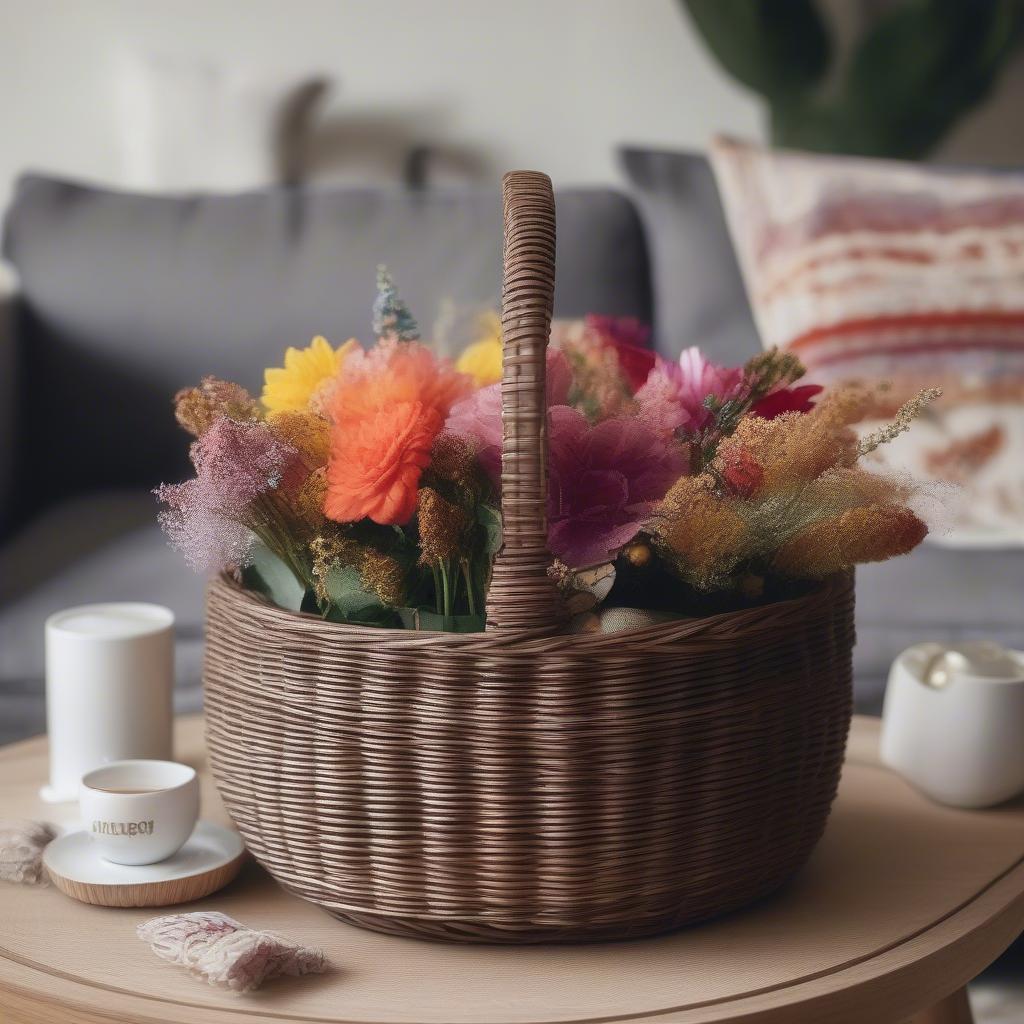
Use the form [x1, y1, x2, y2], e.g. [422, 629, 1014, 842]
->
[1, 715, 1022, 1024]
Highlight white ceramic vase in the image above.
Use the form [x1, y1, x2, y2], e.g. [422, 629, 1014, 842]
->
[881, 641, 1024, 809]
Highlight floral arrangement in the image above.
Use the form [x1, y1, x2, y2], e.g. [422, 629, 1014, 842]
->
[157, 267, 940, 631]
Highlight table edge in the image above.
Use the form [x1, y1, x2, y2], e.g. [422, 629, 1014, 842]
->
[2, 856, 1021, 1024]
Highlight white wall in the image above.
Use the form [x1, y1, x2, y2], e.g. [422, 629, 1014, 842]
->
[0, 0, 763, 204]
[1, 0, 1021, 210]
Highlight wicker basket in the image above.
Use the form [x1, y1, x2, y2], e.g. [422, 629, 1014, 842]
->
[203, 171, 855, 943]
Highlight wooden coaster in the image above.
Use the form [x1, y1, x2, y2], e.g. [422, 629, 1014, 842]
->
[44, 821, 246, 908]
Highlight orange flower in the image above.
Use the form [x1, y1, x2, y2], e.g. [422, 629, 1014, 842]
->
[325, 342, 471, 525]
[325, 402, 440, 524]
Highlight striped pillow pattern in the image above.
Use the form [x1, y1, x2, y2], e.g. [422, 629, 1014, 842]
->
[710, 138, 1024, 544]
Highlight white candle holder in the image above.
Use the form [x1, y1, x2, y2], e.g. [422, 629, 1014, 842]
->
[41, 603, 175, 803]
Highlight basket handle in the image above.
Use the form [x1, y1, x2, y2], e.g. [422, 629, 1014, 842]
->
[485, 171, 565, 632]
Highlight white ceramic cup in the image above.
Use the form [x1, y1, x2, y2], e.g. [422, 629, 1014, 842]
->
[80, 760, 199, 865]
[43, 603, 175, 803]
[881, 641, 1024, 808]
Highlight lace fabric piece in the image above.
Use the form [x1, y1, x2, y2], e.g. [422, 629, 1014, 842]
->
[0, 820, 57, 885]
[137, 911, 326, 993]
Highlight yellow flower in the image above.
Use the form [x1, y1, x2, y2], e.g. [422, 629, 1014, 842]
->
[262, 336, 358, 415]
[455, 313, 503, 387]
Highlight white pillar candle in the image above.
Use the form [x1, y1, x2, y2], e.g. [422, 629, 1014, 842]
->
[42, 603, 175, 802]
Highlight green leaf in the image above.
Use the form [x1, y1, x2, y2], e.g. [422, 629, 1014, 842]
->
[323, 602, 401, 627]
[680, 0, 831, 100]
[477, 505, 503, 554]
[323, 565, 383, 615]
[241, 542, 307, 611]
[317, 565, 400, 626]
[841, 0, 1024, 158]
[397, 608, 486, 633]
[685, 0, 1024, 160]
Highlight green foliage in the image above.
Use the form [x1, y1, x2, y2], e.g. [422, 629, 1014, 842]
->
[682, 0, 1024, 158]
[683, 0, 830, 99]
[243, 542, 402, 625]
[320, 564, 402, 626]
[242, 542, 307, 611]
[397, 608, 486, 632]
[477, 504, 503, 555]
[321, 564, 381, 615]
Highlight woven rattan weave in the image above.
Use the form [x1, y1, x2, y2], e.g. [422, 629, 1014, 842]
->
[203, 171, 856, 943]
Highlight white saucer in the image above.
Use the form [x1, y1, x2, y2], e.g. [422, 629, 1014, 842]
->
[44, 820, 246, 907]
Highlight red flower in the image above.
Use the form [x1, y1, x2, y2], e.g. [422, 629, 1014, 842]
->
[751, 384, 823, 420]
[584, 315, 656, 390]
[718, 448, 764, 498]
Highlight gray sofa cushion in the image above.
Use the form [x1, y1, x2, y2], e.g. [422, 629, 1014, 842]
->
[2, 175, 651, 513]
[620, 147, 759, 366]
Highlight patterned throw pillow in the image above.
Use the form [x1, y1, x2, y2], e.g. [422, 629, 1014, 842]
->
[710, 137, 1024, 545]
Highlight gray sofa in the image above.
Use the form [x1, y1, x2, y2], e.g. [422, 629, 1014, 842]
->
[2, 150, 1021, 744]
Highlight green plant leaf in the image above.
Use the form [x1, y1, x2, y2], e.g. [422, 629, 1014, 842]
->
[841, 0, 1024, 158]
[323, 602, 401, 627]
[241, 542, 308, 611]
[397, 608, 486, 633]
[323, 565, 383, 615]
[320, 565, 404, 626]
[680, 0, 831, 99]
[477, 504, 503, 554]
[686, 0, 1024, 159]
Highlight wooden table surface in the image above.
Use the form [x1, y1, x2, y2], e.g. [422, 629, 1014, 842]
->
[1, 715, 1022, 1024]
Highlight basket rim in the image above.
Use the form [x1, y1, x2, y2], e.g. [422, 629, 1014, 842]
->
[210, 570, 853, 653]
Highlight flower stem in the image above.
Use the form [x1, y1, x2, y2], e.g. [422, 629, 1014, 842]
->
[461, 559, 476, 616]
[430, 564, 443, 614]
[439, 560, 452, 618]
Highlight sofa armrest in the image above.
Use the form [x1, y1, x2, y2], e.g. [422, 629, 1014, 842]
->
[0, 269, 20, 537]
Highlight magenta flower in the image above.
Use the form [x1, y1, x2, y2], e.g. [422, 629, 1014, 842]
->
[547, 407, 686, 567]
[445, 351, 683, 567]
[636, 346, 744, 438]
[155, 417, 304, 571]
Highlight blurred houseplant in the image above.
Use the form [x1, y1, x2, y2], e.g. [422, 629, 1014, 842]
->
[681, 0, 1024, 158]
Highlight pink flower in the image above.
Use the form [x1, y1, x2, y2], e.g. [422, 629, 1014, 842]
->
[443, 349, 572, 482]
[547, 407, 685, 567]
[636, 347, 744, 437]
[751, 383, 823, 420]
[191, 417, 306, 507]
[155, 478, 252, 572]
[155, 418, 305, 570]
[443, 382, 503, 481]
[445, 361, 685, 567]
[633, 363, 693, 438]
